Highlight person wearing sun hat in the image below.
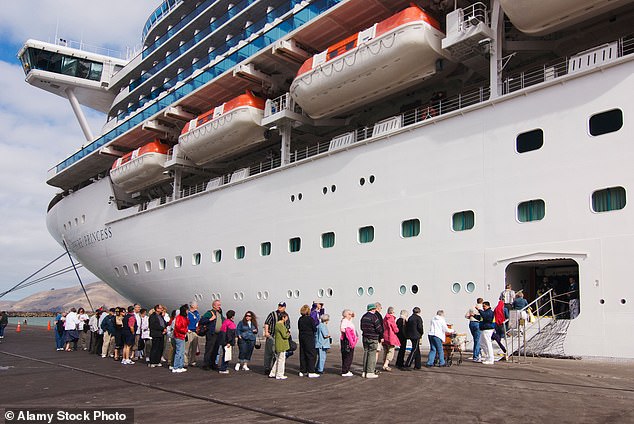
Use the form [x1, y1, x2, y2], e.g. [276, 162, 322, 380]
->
[360, 303, 383, 378]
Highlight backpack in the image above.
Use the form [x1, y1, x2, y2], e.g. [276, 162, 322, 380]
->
[195, 320, 208, 336]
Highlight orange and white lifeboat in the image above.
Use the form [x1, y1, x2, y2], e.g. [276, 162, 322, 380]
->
[290, 6, 448, 119]
[178, 92, 266, 166]
[110, 140, 171, 193]
[499, 0, 631, 35]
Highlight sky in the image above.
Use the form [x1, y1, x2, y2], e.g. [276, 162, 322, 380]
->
[0, 1, 159, 300]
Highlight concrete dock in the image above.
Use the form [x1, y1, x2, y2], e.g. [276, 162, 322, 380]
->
[1, 325, 634, 423]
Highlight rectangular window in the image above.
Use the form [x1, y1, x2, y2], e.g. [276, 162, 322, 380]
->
[518, 199, 545, 222]
[212, 249, 222, 263]
[235, 246, 245, 259]
[589, 109, 623, 136]
[321, 232, 335, 248]
[159, 258, 166, 270]
[401, 219, 420, 238]
[516, 129, 543, 153]
[452, 211, 475, 231]
[133, 263, 139, 274]
[174, 256, 183, 268]
[261, 242, 271, 256]
[592, 186, 626, 212]
[289, 237, 301, 253]
[145, 261, 152, 272]
[192, 252, 201, 265]
[359, 226, 375, 243]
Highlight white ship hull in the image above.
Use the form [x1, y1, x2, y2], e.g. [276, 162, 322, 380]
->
[48, 58, 634, 358]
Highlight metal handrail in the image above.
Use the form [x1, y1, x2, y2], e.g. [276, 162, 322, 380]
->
[509, 289, 555, 361]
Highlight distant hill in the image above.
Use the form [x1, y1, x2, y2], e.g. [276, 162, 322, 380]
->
[3, 282, 131, 312]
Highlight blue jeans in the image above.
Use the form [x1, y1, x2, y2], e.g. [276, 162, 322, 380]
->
[0, 324, 7, 338]
[173, 338, 185, 369]
[426, 335, 445, 366]
[317, 347, 328, 373]
[469, 322, 481, 359]
[55, 331, 64, 349]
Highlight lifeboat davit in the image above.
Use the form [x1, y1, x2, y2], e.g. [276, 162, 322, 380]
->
[178, 92, 266, 166]
[499, 0, 632, 35]
[290, 6, 448, 119]
[110, 140, 171, 193]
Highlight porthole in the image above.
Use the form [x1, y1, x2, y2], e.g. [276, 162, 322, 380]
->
[159, 258, 166, 270]
[411, 284, 419, 294]
[367, 286, 375, 296]
[263, 291, 269, 300]
[399, 285, 407, 295]
[81, 215, 86, 224]
[291, 194, 295, 202]
[318, 288, 325, 298]
[323, 187, 327, 195]
[212, 249, 222, 263]
[369, 175, 375, 184]
[133, 263, 139, 274]
[331, 185, 336, 192]
[122, 265, 129, 276]
[294, 289, 300, 298]
[145, 261, 152, 272]
[63, 224, 67, 230]
[216, 293, 221, 300]
[360, 177, 366, 186]
[465, 282, 476, 293]
[599, 299, 605, 304]
[114, 267, 120, 278]
[621, 299, 627, 304]
[212, 293, 217, 301]
[326, 288, 333, 297]
[75, 218, 79, 225]
[174, 256, 183, 268]
[192, 252, 201, 265]
[452, 282, 461, 294]
[233, 292, 239, 300]
[257, 291, 262, 300]
[298, 193, 303, 200]
[286, 290, 293, 299]
[239, 292, 244, 300]
[357, 287, 364, 296]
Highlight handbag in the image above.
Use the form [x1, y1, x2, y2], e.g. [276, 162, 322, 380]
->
[224, 345, 232, 361]
[254, 337, 262, 349]
[341, 335, 351, 353]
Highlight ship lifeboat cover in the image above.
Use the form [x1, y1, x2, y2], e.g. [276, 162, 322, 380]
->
[499, 0, 632, 35]
[290, 6, 448, 119]
[178, 92, 266, 166]
[110, 140, 171, 193]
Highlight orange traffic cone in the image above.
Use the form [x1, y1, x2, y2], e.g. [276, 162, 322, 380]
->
[16, 323, 21, 333]
[47, 320, 51, 331]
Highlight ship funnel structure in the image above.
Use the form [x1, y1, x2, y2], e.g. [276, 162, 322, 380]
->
[18, 39, 128, 141]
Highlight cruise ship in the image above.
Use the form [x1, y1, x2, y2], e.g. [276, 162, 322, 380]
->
[19, 0, 634, 358]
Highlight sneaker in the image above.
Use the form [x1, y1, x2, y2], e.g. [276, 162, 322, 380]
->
[190, 362, 197, 367]
[342, 371, 354, 377]
[268, 374, 276, 378]
[365, 373, 379, 379]
[276, 376, 288, 380]
[219, 370, 229, 374]
[235, 363, 241, 371]
[156, 363, 163, 367]
[308, 373, 320, 378]
[242, 364, 250, 371]
[171, 368, 179, 373]
[177, 368, 187, 373]
[101, 354, 107, 358]
[361, 372, 366, 378]
[169, 366, 173, 370]
[298, 372, 305, 377]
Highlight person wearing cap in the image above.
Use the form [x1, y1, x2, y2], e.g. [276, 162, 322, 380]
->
[263, 302, 289, 375]
[100, 308, 116, 358]
[360, 303, 383, 378]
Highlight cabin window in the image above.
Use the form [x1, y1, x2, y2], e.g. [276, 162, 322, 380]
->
[235, 246, 245, 259]
[453, 210, 475, 231]
[517, 199, 545, 222]
[122, 265, 129, 276]
[289, 237, 301, 253]
[261, 242, 271, 256]
[174, 256, 183, 268]
[401, 219, 420, 238]
[589, 109, 623, 136]
[452, 283, 461, 293]
[192, 252, 201, 265]
[114, 267, 120, 278]
[159, 258, 166, 270]
[399, 285, 407, 295]
[592, 186, 626, 212]
[516, 129, 543, 153]
[466, 281, 476, 293]
[213, 249, 222, 263]
[359, 226, 375, 243]
[321, 232, 335, 248]
[145, 261, 152, 272]
[133, 263, 139, 274]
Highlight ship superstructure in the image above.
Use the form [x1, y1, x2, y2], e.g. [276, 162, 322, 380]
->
[19, 0, 634, 357]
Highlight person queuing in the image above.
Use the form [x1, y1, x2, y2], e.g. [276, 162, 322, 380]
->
[218, 310, 237, 374]
[465, 298, 483, 362]
[298, 304, 319, 378]
[478, 301, 496, 365]
[269, 312, 290, 380]
[186, 301, 201, 368]
[426, 310, 454, 368]
[148, 305, 167, 368]
[315, 314, 331, 374]
[360, 303, 382, 379]
[0, 311, 7, 340]
[263, 302, 288, 375]
[405, 307, 424, 370]
[340, 309, 357, 377]
[200, 300, 222, 371]
[236, 311, 258, 371]
[64, 307, 80, 352]
[381, 307, 400, 372]
[172, 304, 189, 373]
[395, 309, 408, 370]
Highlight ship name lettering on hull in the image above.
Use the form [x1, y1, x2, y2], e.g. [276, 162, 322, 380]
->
[68, 226, 112, 251]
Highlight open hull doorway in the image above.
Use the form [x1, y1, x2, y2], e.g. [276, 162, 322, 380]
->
[505, 259, 580, 319]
